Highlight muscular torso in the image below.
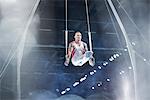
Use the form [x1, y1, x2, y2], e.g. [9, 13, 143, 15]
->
[69, 41, 88, 60]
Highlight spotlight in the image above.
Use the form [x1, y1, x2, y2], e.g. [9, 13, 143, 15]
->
[109, 56, 114, 61]
[120, 70, 125, 75]
[105, 62, 108, 64]
[98, 66, 102, 70]
[103, 63, 106, 66]
[144, 59, 147, 61]
[106, 78, 110, 82]
[115, 53, 119, 57]
[109, 58, 113, 61]
[113, 54, 117, 58]
[97, 84, 101, 87]
[90, 71, 94, 75]
[65, 87, 71, 91]
[121, 71, 125, 73]
[103, 61, 108, 66]
[61, 91, 66, 95]
[91, 86, 95, 90]
[131, 42, 136, 46]
[80, 76, 87, 82]
[97, 82, 102, 87]
[73, 82, 79, 87]
[124, 49, 127, 51]
[85, 75, 88, 77]
[93, 70, 97, 73]
[128, 67, 132, 70]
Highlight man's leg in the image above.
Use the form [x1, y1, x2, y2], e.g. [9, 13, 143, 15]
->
[89, 56, 95, 67]
[71, 51, 93, 66]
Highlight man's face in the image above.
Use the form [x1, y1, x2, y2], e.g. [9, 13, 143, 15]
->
[74, 32, 82, 41]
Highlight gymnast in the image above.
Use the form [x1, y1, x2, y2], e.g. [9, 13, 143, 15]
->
[64, 31, 95, 67]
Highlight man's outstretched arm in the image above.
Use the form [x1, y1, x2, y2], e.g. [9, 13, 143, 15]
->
[64, 42, 73, 66]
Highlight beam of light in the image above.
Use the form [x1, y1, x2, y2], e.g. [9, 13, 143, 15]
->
[16, 0, 41, 100]
[106, 0, 137, 100]
[122, 78, 131, 100]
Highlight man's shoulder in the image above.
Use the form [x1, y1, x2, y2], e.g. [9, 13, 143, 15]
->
[69, 41, 75, 44]
[69, 41, 87, 45]
[82, 41, 87, 45]
[69, 41, 75, 47]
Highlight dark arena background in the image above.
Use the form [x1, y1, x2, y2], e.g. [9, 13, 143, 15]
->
[0, 0, 150, 100]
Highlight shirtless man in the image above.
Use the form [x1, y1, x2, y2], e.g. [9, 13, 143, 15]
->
[64, 31, 95, 66]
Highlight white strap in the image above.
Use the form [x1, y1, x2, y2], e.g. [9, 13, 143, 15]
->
[65, 0, 68, 55]
[85, 0, 93, 52]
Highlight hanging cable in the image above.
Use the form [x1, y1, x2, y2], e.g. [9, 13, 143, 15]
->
[104, 0, 134, 72]
[106, 1, 138, 100]
[0, 34, 20, 78]
[65, 0, 68, 55]
[116, 0, 150, 47]
[105, 0, 150, 67]
[85, 0, 93, 52]
[85, 0, 91, 33]
[106, 0, 150, 66]
[104, 0, 123, 48]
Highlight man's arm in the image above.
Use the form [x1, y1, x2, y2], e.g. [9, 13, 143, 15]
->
[67, 42, 73, 61]
[64, 42, 74, 66]
[81, 42, 88, 54]
[84, 42, 88, 51]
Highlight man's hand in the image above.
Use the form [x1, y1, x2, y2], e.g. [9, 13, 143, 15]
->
[64, 61, 69, 66]
[64, 55, 70, 66]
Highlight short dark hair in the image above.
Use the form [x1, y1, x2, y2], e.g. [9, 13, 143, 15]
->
[75, 31, 81, 35]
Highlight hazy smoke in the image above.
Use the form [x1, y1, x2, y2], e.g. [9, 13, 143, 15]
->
[28, 90, 85, 100]
[0, 0, 39, 66]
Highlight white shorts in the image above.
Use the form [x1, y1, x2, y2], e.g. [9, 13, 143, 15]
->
[71, 51, 93, 66]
